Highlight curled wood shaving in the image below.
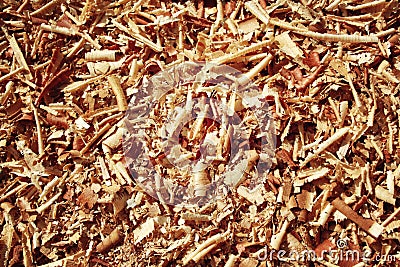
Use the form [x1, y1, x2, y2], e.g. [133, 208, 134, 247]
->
[36, 191, 62, 214]
[212, 39, 272, 64]
[295, 31, 379, 43]
[181, 212, 211, 222]
[107, 75, 128, 112]
[85, 50, 117, 62]
[183, 230, 230, 265]
[96, 228, 123, 253]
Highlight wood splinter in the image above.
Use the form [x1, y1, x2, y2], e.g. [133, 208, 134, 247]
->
[332, 198, 383, 239]
[1, 26, 33, 80]
[35, 68, 71, 106]
[300, 127, 349, 167]
[193, 170, 210, 197]
[32, 101, 44, 155]
[80, 123, 112, 154]
[224, 254, 238, 267]
[238, 53, 273, 84]
[213, 40, 271, 65]
[270, 220, 289, 250]
[382, 207, 400, 227]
